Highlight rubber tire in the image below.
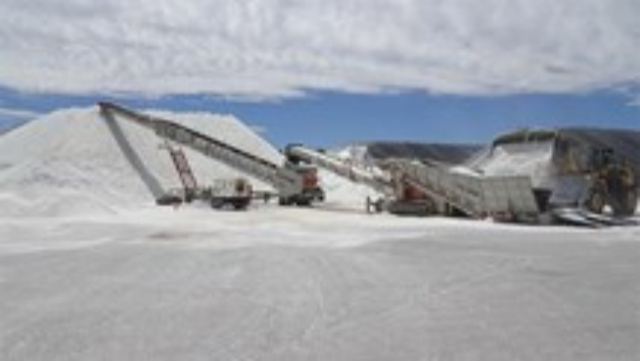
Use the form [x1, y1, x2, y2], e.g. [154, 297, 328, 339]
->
[210, 199, 225, 209]
[296, 199, 311, 207]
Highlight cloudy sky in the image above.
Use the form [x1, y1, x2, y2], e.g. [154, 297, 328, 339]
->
[1, 0, 639, 145]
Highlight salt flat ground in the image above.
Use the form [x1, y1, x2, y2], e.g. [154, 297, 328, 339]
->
[1, 204, 638, 361]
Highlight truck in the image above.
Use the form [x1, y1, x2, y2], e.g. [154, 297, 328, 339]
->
[205, 177, 253, 210]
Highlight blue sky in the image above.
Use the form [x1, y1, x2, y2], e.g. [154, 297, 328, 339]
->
[1, 86, 638, 147]
[1, 1, 639, 146]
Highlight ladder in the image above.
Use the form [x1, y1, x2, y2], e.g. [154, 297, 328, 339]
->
[163, 141, 198, 199]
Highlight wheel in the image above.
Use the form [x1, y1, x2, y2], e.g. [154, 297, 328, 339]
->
[233, 203, 248, 210]
[231, 197, 251, 210]
[210, 198, 225, 209]
[296, 199, 311, 207]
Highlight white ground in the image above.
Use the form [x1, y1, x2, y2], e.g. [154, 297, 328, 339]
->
[1, 109, 639, 360]
[1, 207, 639, 360]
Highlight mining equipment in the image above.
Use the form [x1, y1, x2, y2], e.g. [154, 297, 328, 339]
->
[98, 102, 324, 209]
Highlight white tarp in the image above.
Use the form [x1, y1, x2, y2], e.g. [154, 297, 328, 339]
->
[468, 141, 556, 190]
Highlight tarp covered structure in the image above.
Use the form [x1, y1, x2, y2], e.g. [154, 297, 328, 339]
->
[359, 127, 639, 191]
[476, 127, 640, 188]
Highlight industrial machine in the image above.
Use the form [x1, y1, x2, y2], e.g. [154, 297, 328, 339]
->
[285, 144, 540, 220]
[284, 144, 430, 215]
[286, 140, 637, 226]
[481, 129, 639, 225]
[565, 147, 637, 217]
[98, 102, 324, 208]
[99, 102, 636, 226]
[160, 140, 254, 210]
[376, 157, 540, 221]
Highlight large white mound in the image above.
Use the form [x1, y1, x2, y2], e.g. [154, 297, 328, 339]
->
[318, 169, 380, 211]
[0, 107, 284, 217]
[0, 106, 379, 218]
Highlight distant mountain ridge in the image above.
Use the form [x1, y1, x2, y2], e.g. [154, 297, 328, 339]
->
[363, 141, 482, 165]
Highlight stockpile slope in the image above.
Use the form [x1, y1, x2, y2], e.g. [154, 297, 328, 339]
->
[0, 107, 283, 217]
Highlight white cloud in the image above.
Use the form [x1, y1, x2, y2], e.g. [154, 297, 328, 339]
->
[0, 107, 42, 120]
[1, 0, 639, 98]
